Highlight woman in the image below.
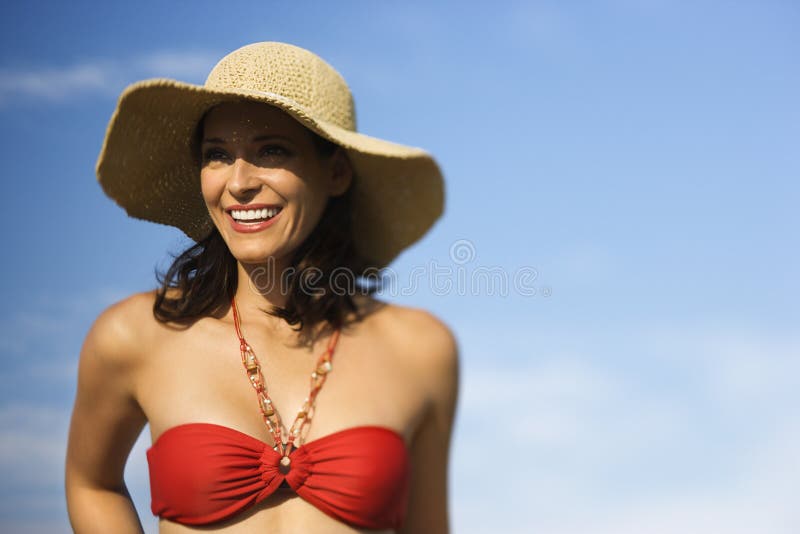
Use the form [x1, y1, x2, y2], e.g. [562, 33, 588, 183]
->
[64, 42, 459, 533]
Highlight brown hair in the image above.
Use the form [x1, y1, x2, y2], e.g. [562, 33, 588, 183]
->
[152, 104, 384, 338]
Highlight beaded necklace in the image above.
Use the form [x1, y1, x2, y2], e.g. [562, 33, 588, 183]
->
[231, 296, 341, 474]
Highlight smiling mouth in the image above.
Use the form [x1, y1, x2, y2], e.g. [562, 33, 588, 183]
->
[229, 207, 283, 223]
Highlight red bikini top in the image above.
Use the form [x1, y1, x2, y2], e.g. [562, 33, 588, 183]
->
[146, 422, 410, 529]
[146, 298, 411, 530]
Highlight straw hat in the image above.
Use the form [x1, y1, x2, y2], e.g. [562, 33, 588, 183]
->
[96, 41, 444, 268]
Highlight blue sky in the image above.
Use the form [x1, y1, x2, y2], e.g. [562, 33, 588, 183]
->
[0, 1, 798, 532]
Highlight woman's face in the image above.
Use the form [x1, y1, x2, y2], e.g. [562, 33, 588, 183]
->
[200, 100, 351, 267]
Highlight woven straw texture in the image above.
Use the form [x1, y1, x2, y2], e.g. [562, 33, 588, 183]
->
[96, 42, 444, 268]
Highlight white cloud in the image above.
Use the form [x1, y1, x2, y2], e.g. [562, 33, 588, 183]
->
[0, 402, 157, 532]
[0, 403, 68, 487]
[450, 321, 800, 533]
[132, 50, 220, 80]
[0, 286, 131, 356]
[0, 50, 219, 105]
[0, 286, 174, 531]
[0, 63, 110, 101]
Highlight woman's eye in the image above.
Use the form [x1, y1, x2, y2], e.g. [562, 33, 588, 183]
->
[202, 148, 227, 162]
[201, 145, 288, 164]
[260, 145, 288, 158]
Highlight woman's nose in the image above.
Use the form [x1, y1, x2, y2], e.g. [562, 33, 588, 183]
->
[227, 157, 262, 196]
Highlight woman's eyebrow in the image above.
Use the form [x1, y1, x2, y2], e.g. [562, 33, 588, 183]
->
[201, 134, 295, 145]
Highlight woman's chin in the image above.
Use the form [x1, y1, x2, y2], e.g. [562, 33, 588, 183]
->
[234, 250, 277, 263]
[222, 239, 265, 256]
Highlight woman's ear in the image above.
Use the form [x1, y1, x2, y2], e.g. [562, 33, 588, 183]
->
[328, 147, 353, 197]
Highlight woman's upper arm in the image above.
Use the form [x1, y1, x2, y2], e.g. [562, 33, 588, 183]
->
[400, 310, 460, 534]
[65, 294, 149, 491]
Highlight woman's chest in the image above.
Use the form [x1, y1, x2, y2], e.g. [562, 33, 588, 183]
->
[138, 315, 422, 533]
[135, 315, 427, 448]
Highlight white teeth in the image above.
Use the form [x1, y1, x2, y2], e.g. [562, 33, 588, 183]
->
[231, 208, 279, 221]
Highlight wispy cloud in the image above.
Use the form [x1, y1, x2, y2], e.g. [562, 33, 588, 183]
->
[0, 286, 132, 357]
[0, 401, 155, 533]
[131, 49, 220, 80]
[0, 50, 220, 106]
[0, 64, 110, 101]
[0, 403, 68, 487]
[451, 321, 800, 533]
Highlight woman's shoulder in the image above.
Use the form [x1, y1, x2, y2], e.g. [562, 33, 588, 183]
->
[83, 289, 165, 367]
[373, 300, 456, 347]
[361, 297, 460, 390]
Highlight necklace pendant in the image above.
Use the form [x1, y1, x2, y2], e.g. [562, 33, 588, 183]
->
[279, 455, 292, 474]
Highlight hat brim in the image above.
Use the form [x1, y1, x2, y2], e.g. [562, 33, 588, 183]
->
[96, 78, 444, 268]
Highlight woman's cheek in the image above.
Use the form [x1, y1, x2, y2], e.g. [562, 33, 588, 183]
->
[199, 171, 224, 203]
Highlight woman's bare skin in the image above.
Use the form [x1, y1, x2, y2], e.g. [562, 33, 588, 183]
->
[66, 288, 458, 533]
